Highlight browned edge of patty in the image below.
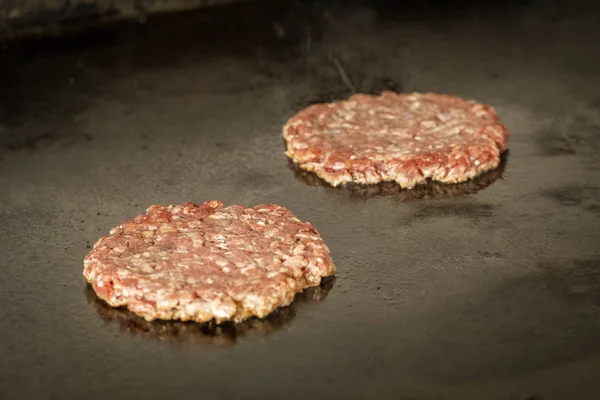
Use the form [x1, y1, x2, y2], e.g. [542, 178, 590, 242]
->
[288, 151, 509, 201]
[86, 276, 335, 346]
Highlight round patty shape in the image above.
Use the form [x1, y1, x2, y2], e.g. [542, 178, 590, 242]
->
[283, 91, 510, 188]
[84, 201, 335, 323]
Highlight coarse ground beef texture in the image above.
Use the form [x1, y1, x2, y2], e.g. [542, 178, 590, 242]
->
[83, 201, 335, 324]
[283, 91, 510, 188]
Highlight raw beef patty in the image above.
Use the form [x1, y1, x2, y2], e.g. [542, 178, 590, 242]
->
[84, 201, 335, 323]
[283, 91, 509, 188]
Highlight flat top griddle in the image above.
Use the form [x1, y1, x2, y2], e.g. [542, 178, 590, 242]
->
[1, 1, 600, 399]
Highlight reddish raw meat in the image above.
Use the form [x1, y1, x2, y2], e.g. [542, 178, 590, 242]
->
[84, 201, 335, 323]
[283, 91, 509, 188]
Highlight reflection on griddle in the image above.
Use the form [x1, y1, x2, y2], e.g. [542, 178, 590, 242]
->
[290, 152, 508, 201]
[86, 277, 335, 346]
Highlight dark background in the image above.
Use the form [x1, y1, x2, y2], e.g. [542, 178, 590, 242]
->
[1, 0, 599, 399]
[0, 0, 252, 40]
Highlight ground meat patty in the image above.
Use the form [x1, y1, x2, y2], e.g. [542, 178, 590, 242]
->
[283, 91, 510, 188]
[83, 201, 335, 323]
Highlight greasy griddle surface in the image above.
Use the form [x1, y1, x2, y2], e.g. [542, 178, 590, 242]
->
[1, 0, 600, 399]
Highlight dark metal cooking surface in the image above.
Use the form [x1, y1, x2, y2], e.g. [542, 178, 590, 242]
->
[1, 0, 600, 398]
